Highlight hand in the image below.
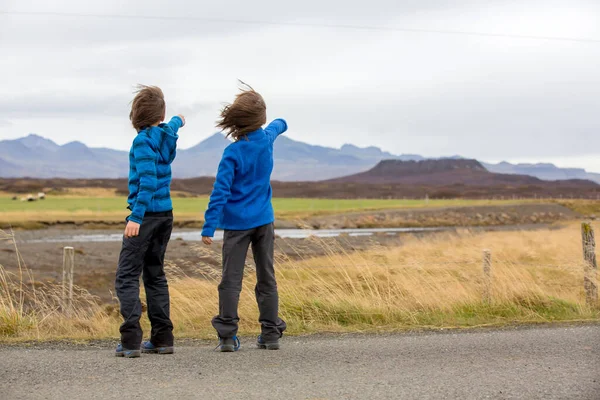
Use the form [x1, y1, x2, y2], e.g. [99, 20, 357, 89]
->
[202, 236, 213, 245]
[124, 221, 141, 238]
[177, 114, 186, 126]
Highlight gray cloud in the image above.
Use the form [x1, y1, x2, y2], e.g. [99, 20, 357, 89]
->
[0, 94, 130, 118]
[0, 92, 214, 120]
[1, 0, 599, 170]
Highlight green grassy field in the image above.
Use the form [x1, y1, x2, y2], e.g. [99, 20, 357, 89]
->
[0, 196, 480, 213]
[0, 196, 532, 213]
[0, 196, 530, 226]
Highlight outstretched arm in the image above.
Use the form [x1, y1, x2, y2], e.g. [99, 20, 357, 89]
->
[167, 115, 185, 133]
[264, 118, 288, 143]
[162, 115, 185, 164]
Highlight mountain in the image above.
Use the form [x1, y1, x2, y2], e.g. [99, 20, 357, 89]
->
[0, 134, 128, 178]
[174, 134, 420, 180]
[339, 144, 421, 161]
[18, 134, 59, 153]
[172, 134, 231, 178]
[2, 133, 600, 183]
[328, 159, 600, 188]
[0, 157, 22, 176]
[0, 133, 419, 181]
[483, 162, 600, 184]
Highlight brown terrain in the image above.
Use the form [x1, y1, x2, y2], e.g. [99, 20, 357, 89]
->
[308, 203, 579, 229]
[1, 159, 596, 302]
[1, 159, 600, 199]
[0, 222, 568, 303]
[1, 229, 415, 302]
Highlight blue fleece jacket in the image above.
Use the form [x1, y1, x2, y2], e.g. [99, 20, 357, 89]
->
[127, 116, 183, 224]
[201, 119, 288, 237]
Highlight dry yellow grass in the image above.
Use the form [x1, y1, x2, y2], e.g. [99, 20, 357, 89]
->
[0, 224, 598, 342]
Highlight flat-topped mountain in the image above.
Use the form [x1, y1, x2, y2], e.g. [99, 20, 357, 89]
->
[328, 159, 599, 187]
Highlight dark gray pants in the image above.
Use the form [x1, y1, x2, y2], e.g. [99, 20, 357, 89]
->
[212, 223, 286, 342]
[115, 211, 174, 350]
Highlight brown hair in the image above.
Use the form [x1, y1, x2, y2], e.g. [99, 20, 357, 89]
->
[217, 82, 266, 140]
[129, 85, 166, 132]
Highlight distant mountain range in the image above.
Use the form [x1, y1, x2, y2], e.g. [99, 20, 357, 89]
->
[1, 133, 599, 184]
[482, 161, 600, 184]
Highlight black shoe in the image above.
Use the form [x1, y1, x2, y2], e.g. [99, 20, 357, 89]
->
[257, 335, 280, 350]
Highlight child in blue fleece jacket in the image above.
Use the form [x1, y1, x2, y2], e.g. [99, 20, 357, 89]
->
[115, 85, 185, 358]
[202, 84, 287, 352]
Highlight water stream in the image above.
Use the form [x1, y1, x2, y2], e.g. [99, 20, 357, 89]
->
[26, 227, 449, 243]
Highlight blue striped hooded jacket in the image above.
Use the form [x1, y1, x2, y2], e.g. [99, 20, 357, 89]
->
[126, 116, 183, 224]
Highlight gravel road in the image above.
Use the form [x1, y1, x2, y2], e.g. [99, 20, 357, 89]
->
[1, 324, 598, 400]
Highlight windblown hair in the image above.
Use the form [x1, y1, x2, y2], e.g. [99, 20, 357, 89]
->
[217, 82, 267, 140]
[129, 85, 166, 132]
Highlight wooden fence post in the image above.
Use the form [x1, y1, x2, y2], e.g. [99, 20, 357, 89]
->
[482, 250, 492, 303]
[581, 223, 598, 307]
[62, 247, 74, 312]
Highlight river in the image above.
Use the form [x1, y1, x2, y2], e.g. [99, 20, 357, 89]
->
[26, 227, 449, 243]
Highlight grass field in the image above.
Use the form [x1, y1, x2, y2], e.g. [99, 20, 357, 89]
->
[0, 224, 598, 341]
[0, 194, 532, 228]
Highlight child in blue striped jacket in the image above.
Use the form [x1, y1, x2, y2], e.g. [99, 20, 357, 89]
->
[115, 85, 185, 358]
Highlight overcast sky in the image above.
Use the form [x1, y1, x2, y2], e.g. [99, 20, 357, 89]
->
[1, 0, 599, 170]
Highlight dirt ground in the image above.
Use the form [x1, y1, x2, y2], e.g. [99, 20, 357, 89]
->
[1, 228, 411, 303]
[0, 203, 581, 304]
[2, 176, 600, 199]
[308, 203, 579, 229]
[1, 221, 565, 304]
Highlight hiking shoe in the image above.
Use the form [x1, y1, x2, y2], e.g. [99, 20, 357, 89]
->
[218, 336, 241, 352]
[115, 343, 141, 358]
[257, 335, 280, 350]
[141, 341, 174, 355]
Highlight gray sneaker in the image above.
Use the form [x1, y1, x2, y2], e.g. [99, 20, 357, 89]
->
[218, 336, 241, 352]
[141, 341, 174, 355]
[257, 335, 280, 350]
[115, 343, 141, 358]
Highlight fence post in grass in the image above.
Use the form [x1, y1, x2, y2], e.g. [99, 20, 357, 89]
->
[62, 246, 75, 313]
[581, 223, 598, 307]
[482, 250, 492, 304]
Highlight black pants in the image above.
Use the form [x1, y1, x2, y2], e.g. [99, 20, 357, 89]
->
[115, 211, 174, 350]
[212, 223, 287, 342]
